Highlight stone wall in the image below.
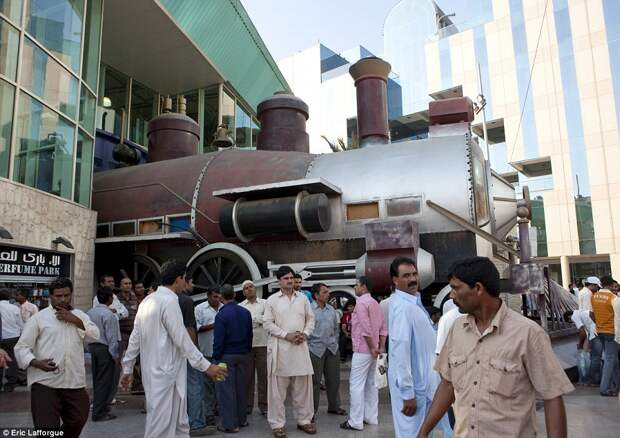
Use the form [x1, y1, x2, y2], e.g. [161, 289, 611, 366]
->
[0, 178, 97, 310]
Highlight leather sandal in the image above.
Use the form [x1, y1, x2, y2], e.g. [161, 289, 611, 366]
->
[272, 427, 286, 437]
[328, 408, 347, 416]
[297, 423, 317, 434]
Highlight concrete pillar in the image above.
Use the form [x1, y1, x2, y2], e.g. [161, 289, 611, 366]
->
[560, 255, 571, 289]
[610, 253, 620, 280]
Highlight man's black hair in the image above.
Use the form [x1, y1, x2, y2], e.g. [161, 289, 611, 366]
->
[600, 275, 616, 288]
[426, 306, 441, 317]
[0, 288, 11, 301]
[99, 274, 114, 285]
[276, 265, 295, 280]
[293, 273, 302, 280]
[220, 284, 235, 300]
[160, 260, 186, 286]
[207, 288, 220, 296]
[563, 310, 574, 322]
[447, 257, 500, 297]
[356, 276, 372, 291]
[50, 277, 73, 294]
[16, 287, 29, 298]
[311, 283, 328, 298]
[390, 256, 417, 278]
[97, 287, 114, 305]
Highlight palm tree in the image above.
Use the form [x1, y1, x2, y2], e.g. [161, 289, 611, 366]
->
[321, 135, 359, 153]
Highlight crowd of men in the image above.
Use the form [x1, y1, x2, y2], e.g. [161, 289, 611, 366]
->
[2, 255, 605, 437]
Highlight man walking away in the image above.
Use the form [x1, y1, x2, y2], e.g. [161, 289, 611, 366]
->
[120, 260, 227, 438]
[87, 287, 121, 422]
[564, 309, 596, 385]
[0, 288, 23, 392]
[418, 257, 573, 438]
[308, 283, 346, 420]
[93, 275, 128, 320]
[263, 265, 316, 437]
[240, 280, 268, 416]
[387, 258, 452, 438]
[590, 275, 620, 396]
[15, 278, 100, 437]
[213, 284, 253, 432]
[195, 288, 222, 426]
[579, 277, 601, 312]
[341, 276, 387, 431]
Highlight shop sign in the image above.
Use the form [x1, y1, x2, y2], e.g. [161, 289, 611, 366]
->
[0, 245, 71, 280]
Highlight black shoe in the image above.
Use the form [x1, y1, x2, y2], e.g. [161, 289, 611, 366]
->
[92, 413, 117, 422]
[205, 416, 216, 426]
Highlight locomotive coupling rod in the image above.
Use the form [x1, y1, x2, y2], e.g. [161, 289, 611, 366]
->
[426, 199, 519, 257]
[93, 183, 218, 224]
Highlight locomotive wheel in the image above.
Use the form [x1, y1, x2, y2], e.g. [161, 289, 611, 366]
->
[131, 254, 161, 289]
[328, 288, 356, 312]
[186, 249, 253, 297]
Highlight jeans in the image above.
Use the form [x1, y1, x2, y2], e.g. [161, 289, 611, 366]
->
[187, 363, 206, 430]
[215, 354, 249, 430]
[591, 334, 620, 394]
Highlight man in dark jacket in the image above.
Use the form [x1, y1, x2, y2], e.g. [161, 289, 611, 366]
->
[213, 284, 253, 432]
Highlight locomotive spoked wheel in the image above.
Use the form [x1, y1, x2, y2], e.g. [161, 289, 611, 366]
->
[186, 249, 252, 295]
[328, 290, 356, 312]
[131, 254, 161, 289]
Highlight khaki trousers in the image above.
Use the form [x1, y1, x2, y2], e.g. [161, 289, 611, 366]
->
[267, 374, 313, 429]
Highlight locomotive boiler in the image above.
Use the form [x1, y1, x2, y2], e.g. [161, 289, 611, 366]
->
[92, 57, 518, 305]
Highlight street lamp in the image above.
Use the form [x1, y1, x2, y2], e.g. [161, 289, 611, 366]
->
[0, 225, 13, 239]
[436, 12, 456, 31]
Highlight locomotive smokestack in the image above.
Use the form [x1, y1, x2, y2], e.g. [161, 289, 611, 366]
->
[349, 57, 391, 148]
[257, 92, 309, 153]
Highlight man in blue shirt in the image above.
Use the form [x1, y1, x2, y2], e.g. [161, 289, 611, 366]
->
[213, 284, 253, 433]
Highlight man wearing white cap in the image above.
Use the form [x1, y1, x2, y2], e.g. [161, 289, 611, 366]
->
[578, 277, 601, 312]
[239, 280, 268, 416]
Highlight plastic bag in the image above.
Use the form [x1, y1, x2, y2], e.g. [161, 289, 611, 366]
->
[375, 353, 388, 389]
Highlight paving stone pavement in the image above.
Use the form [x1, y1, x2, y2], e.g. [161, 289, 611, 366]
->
[1, 363, 619, 437]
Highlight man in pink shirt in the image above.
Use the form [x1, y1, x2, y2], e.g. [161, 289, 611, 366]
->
[340, 276, 387, 431]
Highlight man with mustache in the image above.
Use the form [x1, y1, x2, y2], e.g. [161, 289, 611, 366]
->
[388, 257, 452, 438]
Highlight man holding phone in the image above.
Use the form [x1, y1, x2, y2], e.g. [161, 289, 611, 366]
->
[15, 277, 100, 437]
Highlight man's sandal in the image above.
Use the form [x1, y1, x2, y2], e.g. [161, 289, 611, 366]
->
[272, 427, 286, 438]
[340, 421, 362, 431]
[297, 423, 317, 434]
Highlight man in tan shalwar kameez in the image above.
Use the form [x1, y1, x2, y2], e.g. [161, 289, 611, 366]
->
[263, 266, 316, 437]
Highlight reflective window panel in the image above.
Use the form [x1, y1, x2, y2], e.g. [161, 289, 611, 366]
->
[79, 83, 95, 133]
[235, 103, 251, 148]
[73, 129, 92, 206]
[0, 78, 14, 177]
[21, 36, 78, 118]
[13, 91, 75, 199]
[26, 0, 83, 73]
[81, 0, 101, 90]
[129, 79, 156, 146]
[0, 0, 22, 25]
[0, 17, 19, 80]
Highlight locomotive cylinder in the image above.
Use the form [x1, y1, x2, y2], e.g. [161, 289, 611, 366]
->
[256, 92, 310, 153]
[219, 193, 331, 240]
[349, 57, 391, 147]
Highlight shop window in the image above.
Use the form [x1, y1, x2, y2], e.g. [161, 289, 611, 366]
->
[73, 130, 93, 207]
[13, 92, 75, 199]
[184, 91, 199, 123]
[167, 215, 190, 233]
[235, 103, 252, 148]
[251, 118, 260, 148]
[21, 37, 78, 119]
[347, 202, 379, 221]
[386, 196, 421, 217]
[203, 85, 219, 152]
[129, 80, 156, 146]
[96, 224, 109, 238]
[81, 0, 102, 90]
[138, 218, 163, 235]
[0, 0, 22, 24]
[26, 0, 84, 73]
[221, 89, 235, 142]
[79, 84, 95, 133]
[0, 17, 19, 80]
[0, 79, 14, 178]
[112, 221, 135, 236]
[100, 66, 128, 137]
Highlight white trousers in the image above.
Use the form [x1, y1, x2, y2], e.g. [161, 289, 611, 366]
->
[144, 385, 189, 438]
[267, 374, 314, 429]
[348, 352, 379, 429]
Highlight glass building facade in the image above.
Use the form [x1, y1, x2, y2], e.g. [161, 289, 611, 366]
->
[0, 0, 102, 207]
[383, 0, 620, 278]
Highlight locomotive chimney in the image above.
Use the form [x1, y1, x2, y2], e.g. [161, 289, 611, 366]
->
[256, 92, 309, 153]
[147, 95, 200, 163]
[349, 57, 391, 148]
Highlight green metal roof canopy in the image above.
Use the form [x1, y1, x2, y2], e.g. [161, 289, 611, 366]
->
[159, 0, 291, 110]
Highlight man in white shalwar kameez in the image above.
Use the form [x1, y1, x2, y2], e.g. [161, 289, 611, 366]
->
[388, 257, 452, 438]
[120, 260, 226, 438]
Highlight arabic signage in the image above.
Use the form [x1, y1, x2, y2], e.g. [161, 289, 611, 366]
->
[0, 245, 71, 281]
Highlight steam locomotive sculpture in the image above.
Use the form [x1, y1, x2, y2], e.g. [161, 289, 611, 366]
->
[92, 57, 518, 304]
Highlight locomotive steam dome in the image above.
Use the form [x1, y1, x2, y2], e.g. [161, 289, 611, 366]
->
[147, 108, 200, 162]
[256, 92, 309, 153]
